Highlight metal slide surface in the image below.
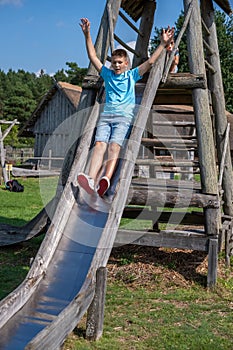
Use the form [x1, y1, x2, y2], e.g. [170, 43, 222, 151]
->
[0, 188, 111, 349]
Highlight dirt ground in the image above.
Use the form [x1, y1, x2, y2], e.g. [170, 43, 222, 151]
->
[107, 244, 230, 289]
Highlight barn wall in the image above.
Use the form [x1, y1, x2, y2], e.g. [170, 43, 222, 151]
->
[33, 90, 77, 159]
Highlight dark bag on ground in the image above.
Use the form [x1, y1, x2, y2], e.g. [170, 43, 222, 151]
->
[6, 180, 24, 192]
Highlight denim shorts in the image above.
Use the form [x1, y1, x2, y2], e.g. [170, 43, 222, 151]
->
[95, 117, 132, 147]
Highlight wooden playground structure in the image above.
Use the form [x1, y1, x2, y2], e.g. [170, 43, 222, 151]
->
[65, 0, 233, 287]
[0, 0, 233, 348]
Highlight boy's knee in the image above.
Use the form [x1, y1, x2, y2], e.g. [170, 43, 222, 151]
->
[95, 141, 107, 151]
[108, 142, 121, 155]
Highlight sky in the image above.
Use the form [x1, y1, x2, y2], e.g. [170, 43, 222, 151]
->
[0, 0, 231, 76]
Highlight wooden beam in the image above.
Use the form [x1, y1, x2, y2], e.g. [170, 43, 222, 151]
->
[184, 0, 218, 195]
[201, 0, 233, 217]
[141, 137, 197, 146]
[107, 3, 115, 53]
[86, 267, 107, 341]
[115, 229, 209, 251]
[127, 186, 219, 208]
[162, 0, 194, 83]
[135, 159, 199, 167]
[132, 0, 156, 67]
[204, 59, 216, 73]
[114, 34, 140, 56]
[160, 73, 206, 89]
[119, 10, 143, 36]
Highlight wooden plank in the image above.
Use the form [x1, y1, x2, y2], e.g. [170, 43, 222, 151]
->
[127, 186, 219, 208]
[153, 120, 195, 126]
[141, 137, 197, 146]
[135, 159, 199, 167]
[115, 229, 209, 251]
[131, 177, 202, 190]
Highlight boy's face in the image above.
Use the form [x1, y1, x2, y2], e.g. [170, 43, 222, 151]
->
[111, 55, 128, 74]
[166, 41, 174, 52]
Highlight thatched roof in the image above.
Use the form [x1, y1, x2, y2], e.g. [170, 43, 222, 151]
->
[19, 82, 82, 137]
[121, 0, 232, 22]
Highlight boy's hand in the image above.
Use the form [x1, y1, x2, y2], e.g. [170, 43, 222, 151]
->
[80, 17, 90, 35]
[161, 26, 175, 47]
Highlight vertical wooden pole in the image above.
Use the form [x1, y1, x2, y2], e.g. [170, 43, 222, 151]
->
[207, 237, 218, 288]
[132, 0, 156, 68]
[0, 126, 8, 183]
[183, 0, 218, 196]
[48, 149, 52, 170]
[86, 267, 108, 341]
[201, 0, 233, 216]
[184, 0, 220, 287]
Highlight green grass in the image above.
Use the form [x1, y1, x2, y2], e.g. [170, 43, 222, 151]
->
[62, 280, 233, 350]
[0, 176, 58, 226]
[0, 176, 233, 349]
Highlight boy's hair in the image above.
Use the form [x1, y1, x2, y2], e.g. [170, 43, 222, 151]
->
[111, 48, 128, 58]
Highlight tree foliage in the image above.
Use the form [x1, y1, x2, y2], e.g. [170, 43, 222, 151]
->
[150, 10, 233, 112]
[0, 63, 87, 147]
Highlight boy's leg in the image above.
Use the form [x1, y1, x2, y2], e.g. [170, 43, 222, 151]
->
[78, 141, 107, 194]
[105, 142, 121, 180]
[89, 141, 108, 182]
[97, 142, 121, 197]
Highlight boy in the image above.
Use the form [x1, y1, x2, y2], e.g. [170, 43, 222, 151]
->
[78, 17, 174, 197]
[166, 39, 179, 73]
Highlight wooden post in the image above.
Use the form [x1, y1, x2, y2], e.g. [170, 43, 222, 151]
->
[183, 0, 218, 195]
[207, 237, 218, 288]
[132, 0, 156, 68]
[48, 149, 52, 170]
[0, 120, 18, 184]
[86, 267, 108, 341]
[201, 0, 233, 216]
[184, 0, 220, 287]
[0, 126, 8, 183]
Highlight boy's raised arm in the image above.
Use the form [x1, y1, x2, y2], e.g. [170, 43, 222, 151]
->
[80, 18, 103, 73]
[138, 26, 175, 77]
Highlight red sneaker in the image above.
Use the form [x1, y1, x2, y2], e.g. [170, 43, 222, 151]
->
[77, 173, 95, 195]
[97, 176, 110, 197]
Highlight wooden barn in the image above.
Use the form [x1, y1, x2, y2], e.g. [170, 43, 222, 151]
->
[19, 81, 82, 163]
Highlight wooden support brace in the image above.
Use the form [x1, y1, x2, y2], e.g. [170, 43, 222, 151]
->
[107, 3, 115, 54]
[119, 11, 143, 37]
[86, 267, 108, 341]
[114, 34, 140, 57]
[204, 59, 216, 73]
[162, 0, 193, 83]
[207, 237, 218, 288]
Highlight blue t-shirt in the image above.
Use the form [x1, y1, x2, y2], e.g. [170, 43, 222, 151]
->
[100, 65, 142, 121]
